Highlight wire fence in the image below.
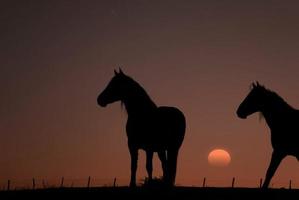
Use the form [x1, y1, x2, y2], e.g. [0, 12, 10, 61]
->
[195, 177, 297, 189]
[0, 177, 127, 191]
[0, 177, 297, 191]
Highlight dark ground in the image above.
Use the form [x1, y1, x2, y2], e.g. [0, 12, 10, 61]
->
[1, 187, 298, 200]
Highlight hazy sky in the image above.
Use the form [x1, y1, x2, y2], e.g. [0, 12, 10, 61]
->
[1, 0, 299, 188]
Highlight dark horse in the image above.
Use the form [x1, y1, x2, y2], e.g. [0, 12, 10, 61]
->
[237, 82, 299, 188]
[97, 69, 186, 187]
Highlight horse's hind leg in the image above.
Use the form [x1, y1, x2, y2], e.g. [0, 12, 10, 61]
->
[167, 148, 179, 186]
[146, 151, 153, 181]
[129, 147, 138, 187]
[262, 150, 285, 188]
[158, 151, 167, 182]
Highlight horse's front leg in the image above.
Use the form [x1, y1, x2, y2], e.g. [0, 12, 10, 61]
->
[146, 151, 153, 181]
[262, 150, 285, 188]
[129, 146, 138, 187]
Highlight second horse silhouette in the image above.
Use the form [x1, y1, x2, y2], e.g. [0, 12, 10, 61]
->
[237, 82, 299, 188]
[97, 69, 186, 187]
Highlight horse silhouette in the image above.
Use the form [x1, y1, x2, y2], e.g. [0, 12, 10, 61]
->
[97, 69, 186, 187]
[237, 82, 299, 188]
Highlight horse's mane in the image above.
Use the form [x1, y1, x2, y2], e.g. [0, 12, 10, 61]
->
[254, 85, 293, 119]
[262, 86, 290, 107]
[120, 74, 157, 111]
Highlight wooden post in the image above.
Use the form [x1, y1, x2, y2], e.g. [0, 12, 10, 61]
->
[60, 177, 64, 188]
[7, 180, 10, 191]
[32, 178, 36, 189]
[289, 180, 292, 189]
[202, 177, 206, 188]
[113, 178, 117, 187]
[87, 176, 91, 188]
[231, 177, 235, 188]
[42, 180, 46, 189]
[259, 178, 263, 188]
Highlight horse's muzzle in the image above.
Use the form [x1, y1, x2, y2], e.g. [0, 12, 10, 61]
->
[98, 101, 107, 107]
[236, 110, 247, 119]
[97, 96, 107, 107]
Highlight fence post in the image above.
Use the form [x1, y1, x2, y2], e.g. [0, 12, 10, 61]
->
[32, 178, 35, 190]
[60, 177, 64, 188]
[87, 176, 91, 188]
[259, 178, 263, 188]
[231, 177, 235, 188]
[113, 178, 117, 187]
[7, 180, 10, 191]
[289, 180, 292, 189]
[202, 177, 206, 188]
[42, 180, 46, 189]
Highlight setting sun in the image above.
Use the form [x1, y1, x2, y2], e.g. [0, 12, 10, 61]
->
[208, 149, 231, 167]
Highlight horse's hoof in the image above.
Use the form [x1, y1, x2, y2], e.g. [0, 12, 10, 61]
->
[261, 185, 269, 190]
[129, 183, 136, 188]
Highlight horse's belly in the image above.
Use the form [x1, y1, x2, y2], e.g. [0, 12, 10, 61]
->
[127, 128, 180, 151]
[137, 130, 169, 151]
[271, 131, 299, 155]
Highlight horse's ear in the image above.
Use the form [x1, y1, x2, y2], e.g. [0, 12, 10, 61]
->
[256, 81, 260, 87]
[252, 82, 256, 88]
[114, 69, 118, 75]
[119, 67, 124, 75]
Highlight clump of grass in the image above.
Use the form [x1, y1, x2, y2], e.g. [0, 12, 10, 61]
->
[141, 177, 166, 188]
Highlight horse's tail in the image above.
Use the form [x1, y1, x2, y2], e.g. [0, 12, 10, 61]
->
[159, 106, 186, 147]
[157, 106, 185, 186]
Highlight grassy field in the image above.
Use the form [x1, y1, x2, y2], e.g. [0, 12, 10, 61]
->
[1, 186, 298, 199]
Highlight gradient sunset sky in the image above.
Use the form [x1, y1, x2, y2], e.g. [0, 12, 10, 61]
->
[1, 1, 299, 188]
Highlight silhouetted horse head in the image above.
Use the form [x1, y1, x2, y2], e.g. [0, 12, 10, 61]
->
[97, 68, 126, 107]
[237, 82, 267, 119]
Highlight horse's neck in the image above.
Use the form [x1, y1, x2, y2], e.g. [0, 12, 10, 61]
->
[123, 95, 157, 116]
[262, 100, 293, 130]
